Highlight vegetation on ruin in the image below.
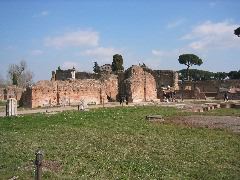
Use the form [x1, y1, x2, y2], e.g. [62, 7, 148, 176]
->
[112, 54, 124, 72]
[1, 106, 240, 179]
[234, 27, 240, 37]
[93, 62, 100, 73]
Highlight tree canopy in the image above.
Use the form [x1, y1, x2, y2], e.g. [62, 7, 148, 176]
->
[234, 27, 240, 37]
[178, 69, 227, 81]
[112, 54, 124, 72]
[178, 69, 240, 81]
[93, 61, 100, 73]
[178, 54, 203, 80]
[228, 70, 240, 79]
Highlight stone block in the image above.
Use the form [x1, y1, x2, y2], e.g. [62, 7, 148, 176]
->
[6, 98, 17, 116]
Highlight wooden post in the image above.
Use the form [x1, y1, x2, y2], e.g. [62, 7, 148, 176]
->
[5, 104, 8, 116]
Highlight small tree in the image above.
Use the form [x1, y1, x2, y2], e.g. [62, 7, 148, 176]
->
[12, 73, 18, 85]
[112, 54, 124, 72]
[7, 60, 34, 88]
[234, 27, 240, 37]
[93, 62, 100, 73]
[178, 54, 203, 81]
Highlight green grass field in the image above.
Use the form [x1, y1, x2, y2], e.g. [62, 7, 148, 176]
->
[0, 106, 240, 179]
[0, 100, 6, 106]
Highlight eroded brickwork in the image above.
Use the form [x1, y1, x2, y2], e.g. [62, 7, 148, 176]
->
[143, 68, 179, 98]
[22, 79, 107, 108]
[102, 74, 118, 101]
[0, 88, 4, 101]
[181, 80, 240, 92]
[124, 66, 157, 102]
[22, 65, 240, 108]
[52, 68, 100, 81]
[0, 86, 25, 101]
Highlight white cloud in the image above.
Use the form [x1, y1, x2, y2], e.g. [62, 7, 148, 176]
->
[152, 49, 180, 58]
[152, 50, 167, 56]
[33, 11, 49, 18]
[80, 47, 122, 64]
[62, 61, 79, 69]
[31, 49, 43, 56]
[166, 18, 185, 28]
[44, 30, 99, 48]
[40, 11, 49, 16]
[82, 47, 120, 58]
[181, 21, 240, 50]
[209, 2, 217, 7]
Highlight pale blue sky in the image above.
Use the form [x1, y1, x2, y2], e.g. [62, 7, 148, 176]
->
[0, 0, 239, 81]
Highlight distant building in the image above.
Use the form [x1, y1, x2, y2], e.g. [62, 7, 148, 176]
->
[51, 67, 100, 81]
[51, 67, 76, 81]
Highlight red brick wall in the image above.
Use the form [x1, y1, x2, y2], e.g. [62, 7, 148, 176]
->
[124, 66, 157, 102]
[22, 80, 108, 108]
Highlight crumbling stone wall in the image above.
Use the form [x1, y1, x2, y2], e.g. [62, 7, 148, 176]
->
[143, 68, 179, 98]
[143, 69, 179, 89]
[182, 80, 240, 92]
[52, 68, 100, 81]
[53, 69, 75, 81]
[124, 66, 157, 102]
[75, 72, 100, 80]
[22, 79, 107, 108]
[153, 70, 179, 90]
[102, 74, 118, 101]
[216, 88, 240, 100]
[0, 86, 25, 101]
[0, 88, 4, 101]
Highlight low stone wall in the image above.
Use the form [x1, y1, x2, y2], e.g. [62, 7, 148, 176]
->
[216, 92, 240, 100]
[181, 80, 240, 93]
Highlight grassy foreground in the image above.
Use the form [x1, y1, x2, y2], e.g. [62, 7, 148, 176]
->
[0, 106, 240, 179]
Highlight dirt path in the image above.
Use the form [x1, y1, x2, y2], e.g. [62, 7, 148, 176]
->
[168, 115, 240, 133]
[0, 102, 133, 117]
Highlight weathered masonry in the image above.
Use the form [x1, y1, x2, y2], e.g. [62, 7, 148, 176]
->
[21, 79, 108, 108]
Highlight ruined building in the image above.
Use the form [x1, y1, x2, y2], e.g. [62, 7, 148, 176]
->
[21, 65, 179, 108]
[0, 85, 25, 101]
[119, 66, 158, 102]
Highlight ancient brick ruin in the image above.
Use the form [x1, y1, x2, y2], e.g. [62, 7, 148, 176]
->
[21, 79, 108, 108]
[17, 64, 240, 108]
[21, 65, 179, 108]
[179, 80, 240, 99]
[0, 85, 25, 101]
[122, 66, 157, 102]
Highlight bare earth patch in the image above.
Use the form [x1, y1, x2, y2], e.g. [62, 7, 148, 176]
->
[168, 115, 240, 133]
